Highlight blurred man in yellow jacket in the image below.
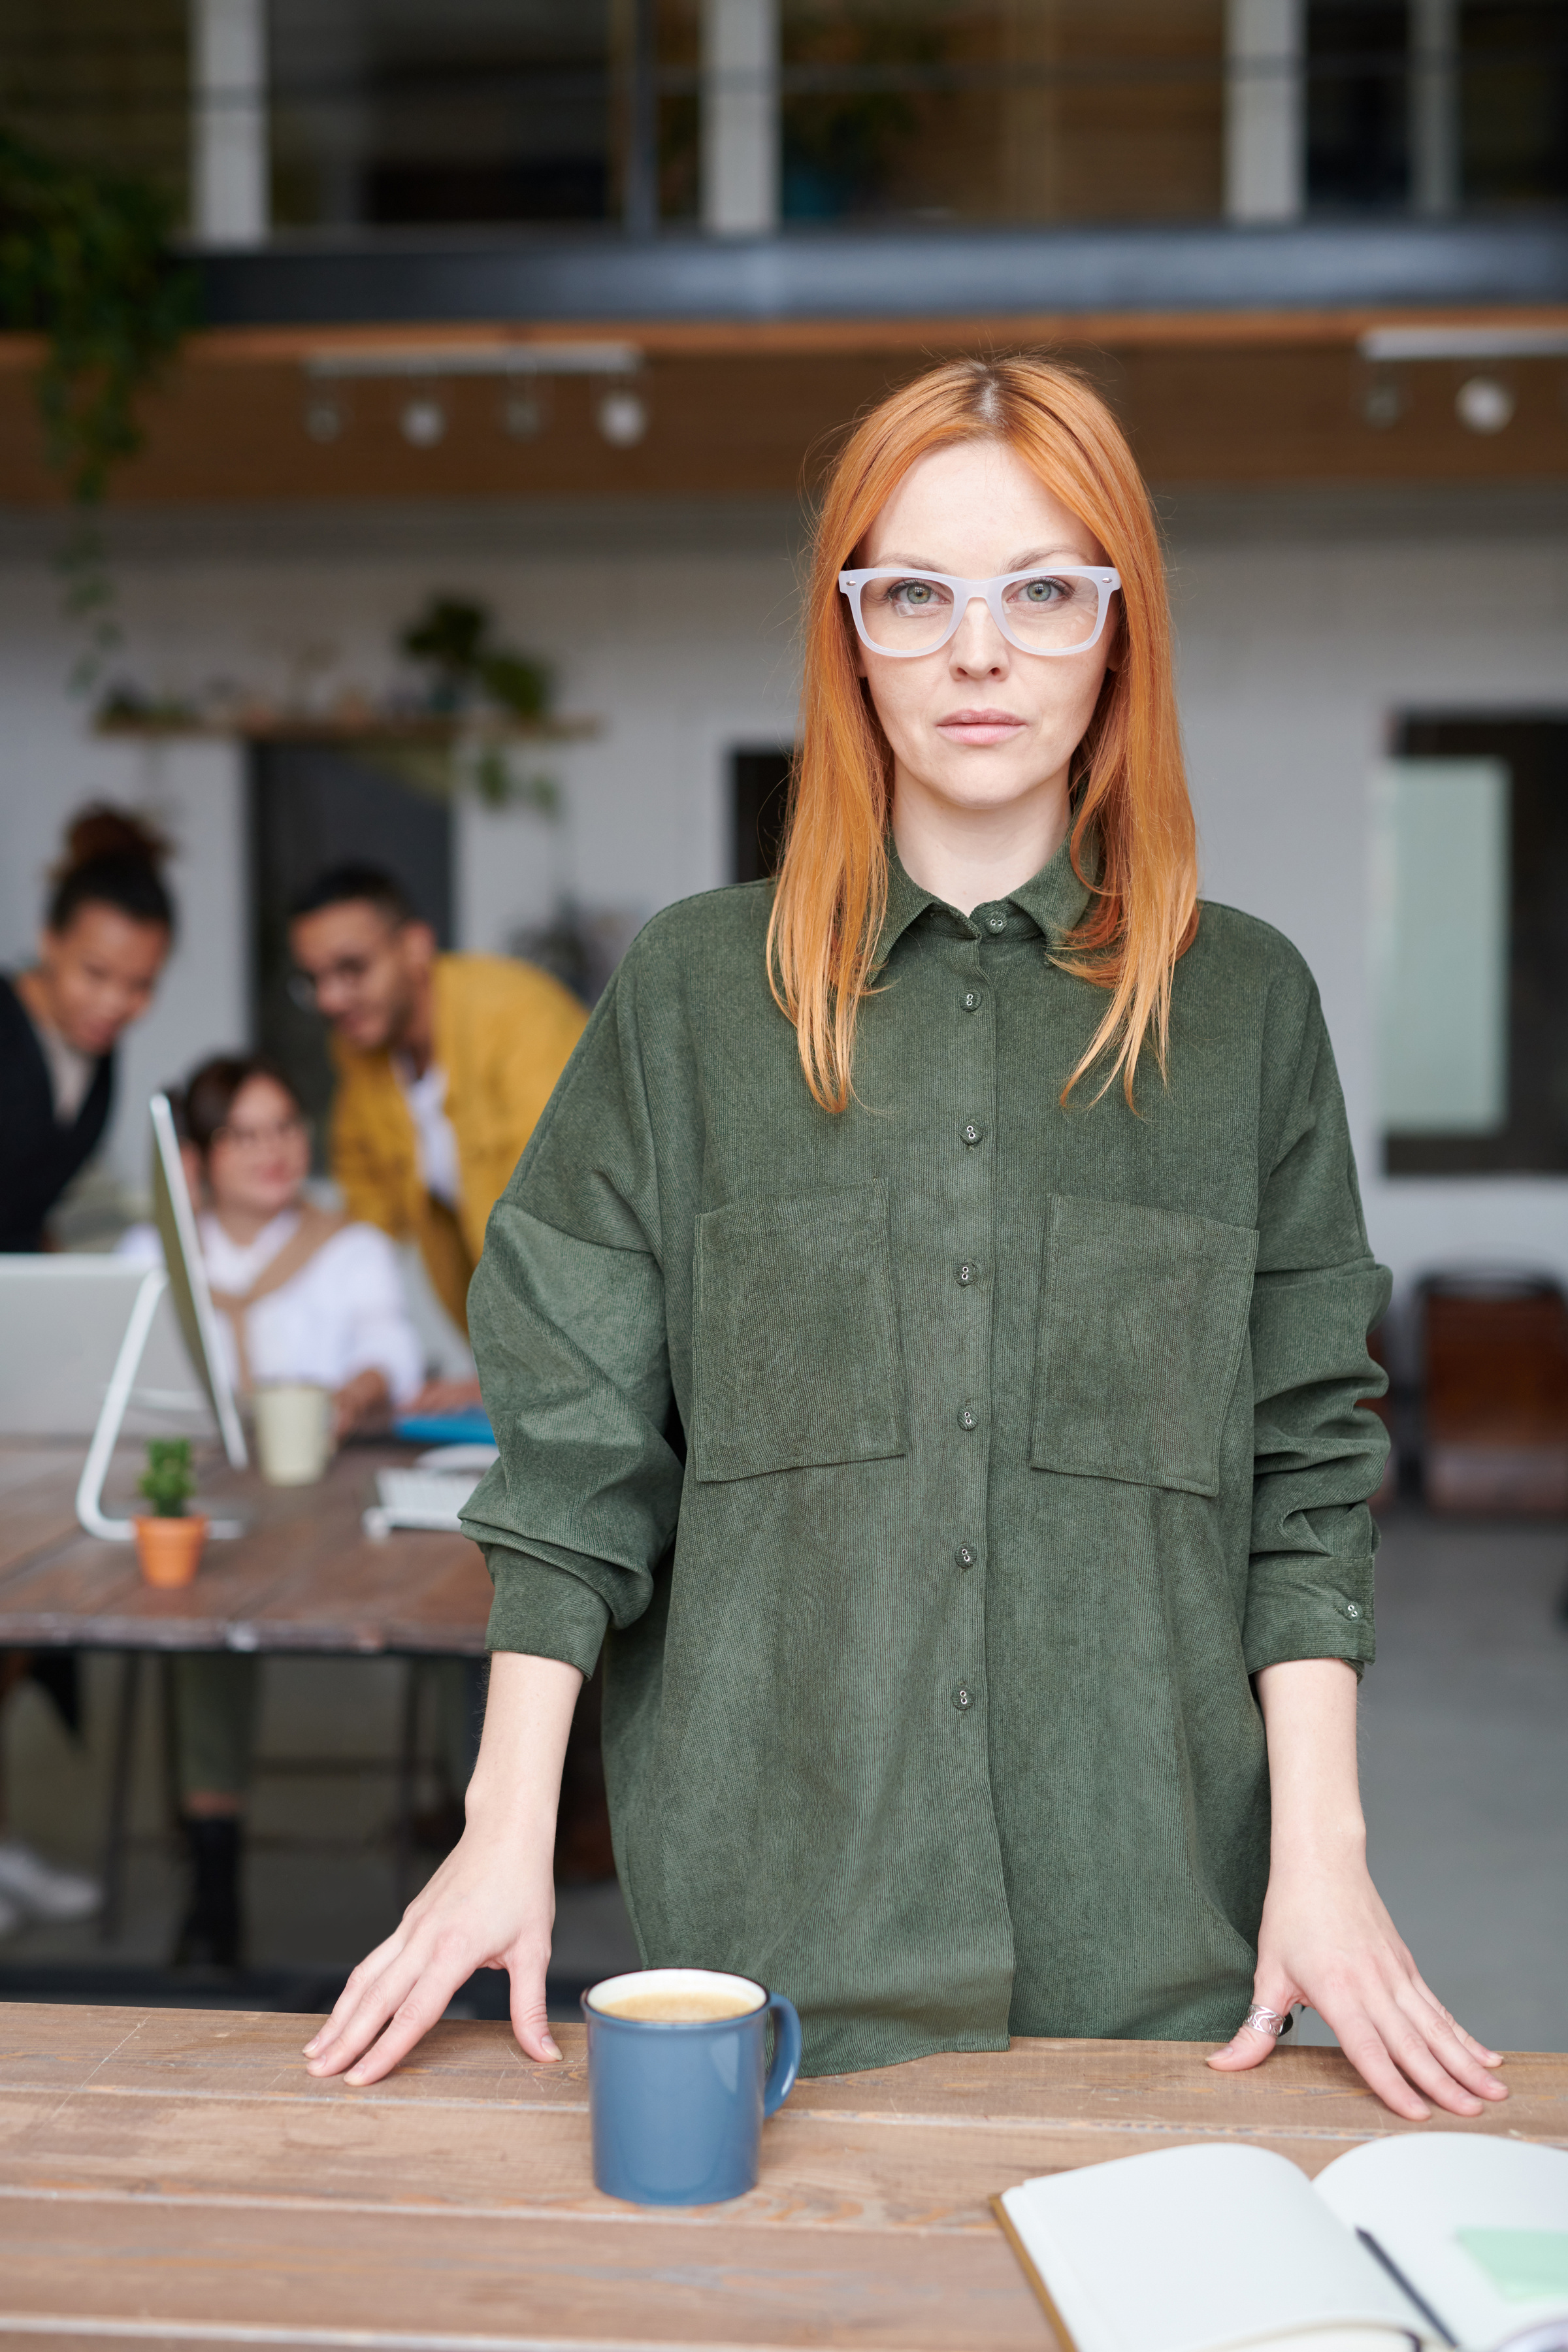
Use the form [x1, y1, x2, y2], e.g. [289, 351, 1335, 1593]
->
[289, 865, 586, 1341]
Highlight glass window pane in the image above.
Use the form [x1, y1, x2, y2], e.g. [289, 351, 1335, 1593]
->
[1371, 757, 1511, 1136]
[1460, 0, 1568, 207]
[268, 0, 613, 231]
[778, 0, 1224, 227]
[0, 0, 189, 216]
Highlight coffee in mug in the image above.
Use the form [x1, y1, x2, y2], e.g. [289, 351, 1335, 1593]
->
[591, 1983, 762, 2024]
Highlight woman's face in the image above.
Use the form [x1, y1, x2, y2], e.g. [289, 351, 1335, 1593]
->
[854, 436, 1119, 828]
[35, 904, 170, 1058]
[204, 1075, 310, 1225]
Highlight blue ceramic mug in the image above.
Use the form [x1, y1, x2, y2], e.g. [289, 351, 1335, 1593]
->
[582, 1967, 803, 2206]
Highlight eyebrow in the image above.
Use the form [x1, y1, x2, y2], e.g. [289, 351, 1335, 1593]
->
[869, 548, 1098, 572]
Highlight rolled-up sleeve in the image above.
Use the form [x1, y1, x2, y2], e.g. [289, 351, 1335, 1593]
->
[1243, 977, 1392, 1678]
[459, 963, 684, 1677]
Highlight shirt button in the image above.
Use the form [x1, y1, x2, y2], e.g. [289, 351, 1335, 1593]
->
[958, 1405, 978, 1431]
[954, 1684, 975, 1710]
[961, 989, 982, 1012]
[985, 912, 1006, 934]
[1345, 1601, 1362, 1619]
[960, 1120, 984, 1146]
[956, 1262, 977, 1286]
[956, 1544, 977, 1570]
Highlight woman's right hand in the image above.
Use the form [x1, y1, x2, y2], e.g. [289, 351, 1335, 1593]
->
[303, 1650, 583, 2085]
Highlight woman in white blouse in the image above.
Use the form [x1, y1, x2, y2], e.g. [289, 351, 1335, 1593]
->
[120, 1053, 425, 1967]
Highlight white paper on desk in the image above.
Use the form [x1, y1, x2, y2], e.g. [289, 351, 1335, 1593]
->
[1314, 2134, 1568, 2351]
[998, 2140, 1428, 2352]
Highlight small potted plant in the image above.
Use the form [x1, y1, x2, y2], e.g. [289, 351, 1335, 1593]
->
[133, 1439, 208, 1586]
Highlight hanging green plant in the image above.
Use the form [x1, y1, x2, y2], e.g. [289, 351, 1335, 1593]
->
[0, 129, 199, 689]
[0, 129, 198, 502]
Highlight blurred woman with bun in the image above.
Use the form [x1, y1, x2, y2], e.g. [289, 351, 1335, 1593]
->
[0, 806, 175, 1942]
[0, 804, 175, 1250]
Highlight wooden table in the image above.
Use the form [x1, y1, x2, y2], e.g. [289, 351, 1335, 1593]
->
[0, 1443, 493, 1927]
[0, 2006, 1560, 2351]
[0, 1441, 492, 1657]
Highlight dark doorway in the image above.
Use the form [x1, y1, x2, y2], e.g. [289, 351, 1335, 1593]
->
[250, 743, 453, 1151]
[730, 747, 793, 885]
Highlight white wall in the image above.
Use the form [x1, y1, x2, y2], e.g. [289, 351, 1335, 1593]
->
[2, 487, 1565, 1294]
[0, 500, 803, 1190]
[1166, 493, 1568, 1294]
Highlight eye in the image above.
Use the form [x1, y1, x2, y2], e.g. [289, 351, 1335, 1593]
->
[1013, 574, 1070, 605]
[888, 576, 940, 610]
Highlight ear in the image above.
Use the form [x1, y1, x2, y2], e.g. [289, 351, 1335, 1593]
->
[402, 919, 438, 972]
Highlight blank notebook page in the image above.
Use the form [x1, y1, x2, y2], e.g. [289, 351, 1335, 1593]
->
[999, 2142, 1426, 2352]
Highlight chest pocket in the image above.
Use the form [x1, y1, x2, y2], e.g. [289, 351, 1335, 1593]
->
[693, 1181, 909, 1482]
[1030, 1194, 1258, 1497]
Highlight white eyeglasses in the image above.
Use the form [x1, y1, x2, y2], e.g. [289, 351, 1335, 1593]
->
[839, 565, 1120, 659]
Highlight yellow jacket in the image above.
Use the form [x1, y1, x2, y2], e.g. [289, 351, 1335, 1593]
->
[329, 953, 587, 1331]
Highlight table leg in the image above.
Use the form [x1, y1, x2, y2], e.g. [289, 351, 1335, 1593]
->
[98, 1652, 142, 1945]
[393, 1661, 419, 1917]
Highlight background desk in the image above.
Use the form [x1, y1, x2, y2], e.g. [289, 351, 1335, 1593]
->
[0, 1443, 493, 1928]
[0, 2007, 1561, 2350]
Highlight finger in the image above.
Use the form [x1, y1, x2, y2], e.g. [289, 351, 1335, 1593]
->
[1390, 1983, 1508, 2103]
[342, 1938, 483, 2087]
[510, 1955, 561, 2065]
[307, 1940, 433, 2077]
[1366, 1992, 1495, 2117]
[1331, 2003, 1433, 2122]
[1401, 1971, 1505, 2070]
[304, 1932, 410, 2061]
[1206, 1983, 1296, 2074]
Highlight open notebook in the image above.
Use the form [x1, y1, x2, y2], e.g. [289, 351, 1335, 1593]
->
[995, 2132, 1568, 2352]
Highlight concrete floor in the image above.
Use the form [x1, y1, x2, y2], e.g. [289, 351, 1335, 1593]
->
[1, 1508, 1563, 2048]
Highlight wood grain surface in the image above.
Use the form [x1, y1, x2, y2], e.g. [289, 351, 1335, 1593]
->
[3, 315, 1568, 509]
[0, 2006, 1560, 2351]
[0, 1445, 491, 1656]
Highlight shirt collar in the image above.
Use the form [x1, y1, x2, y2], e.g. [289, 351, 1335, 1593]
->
[874, 828, 1096, 965]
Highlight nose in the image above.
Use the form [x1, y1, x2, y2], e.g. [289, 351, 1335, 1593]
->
[949, 593, 1008, 674]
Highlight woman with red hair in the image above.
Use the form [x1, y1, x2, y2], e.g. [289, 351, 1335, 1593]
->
[306, 359, 1503, 2123]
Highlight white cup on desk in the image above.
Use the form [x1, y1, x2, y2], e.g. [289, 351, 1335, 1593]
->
[252, 1382, 333, 1486]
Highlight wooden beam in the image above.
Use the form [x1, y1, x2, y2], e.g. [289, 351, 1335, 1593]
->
[1, 318, 1564, 506]
[3, 304, 1568, 375]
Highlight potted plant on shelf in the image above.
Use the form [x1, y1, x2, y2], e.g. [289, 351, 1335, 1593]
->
[133, 1439, 207, 1586]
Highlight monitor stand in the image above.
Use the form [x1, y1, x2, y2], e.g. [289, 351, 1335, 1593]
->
[76, 1269, 245, 1543]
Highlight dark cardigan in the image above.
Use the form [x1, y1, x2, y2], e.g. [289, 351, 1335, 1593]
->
[0, 973, 114, 1250]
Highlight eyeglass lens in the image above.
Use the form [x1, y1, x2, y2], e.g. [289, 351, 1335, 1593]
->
[856, 571, 1103, 654]
[288, 955, 374, 1009]
[214, 1116, 310, 1152]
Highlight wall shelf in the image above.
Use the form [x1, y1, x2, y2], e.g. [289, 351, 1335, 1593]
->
[93, 711, 600, 744]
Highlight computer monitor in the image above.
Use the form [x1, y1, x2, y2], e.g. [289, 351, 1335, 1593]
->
[148, 1090, 246, 1468]
[0, 1091, 246, 1539]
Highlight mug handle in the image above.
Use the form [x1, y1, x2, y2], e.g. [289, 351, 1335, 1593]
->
[762, 1992, 802, 2119]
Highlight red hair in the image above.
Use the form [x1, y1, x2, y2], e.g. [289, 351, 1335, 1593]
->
[767, 355, 1198, 1111]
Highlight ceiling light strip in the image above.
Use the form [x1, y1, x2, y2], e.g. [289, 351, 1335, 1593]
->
[304, 343, 643, 382]
[1358, 325, 1568, 363]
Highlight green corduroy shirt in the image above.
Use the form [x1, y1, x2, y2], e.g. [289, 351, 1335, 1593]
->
[462, 836, 1391, 2078]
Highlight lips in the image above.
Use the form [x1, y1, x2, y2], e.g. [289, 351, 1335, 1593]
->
[938, 708, 1026, 744]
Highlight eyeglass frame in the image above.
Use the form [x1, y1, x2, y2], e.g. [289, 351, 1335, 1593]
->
[838, 565, 1122, 659]
[209, 1111, 314, 1156]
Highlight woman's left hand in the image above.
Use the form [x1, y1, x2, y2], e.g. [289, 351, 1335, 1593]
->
[1206, 1843, 1508, 2119]
[1207, 1657, 1507, 2121]
[332, 1367, 390, 1438]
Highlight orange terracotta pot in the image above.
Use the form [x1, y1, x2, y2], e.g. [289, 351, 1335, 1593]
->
[133, 1512, 208, 1588]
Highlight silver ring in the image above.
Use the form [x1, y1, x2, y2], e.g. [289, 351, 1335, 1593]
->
[1242, 2003, 1287, 2038]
